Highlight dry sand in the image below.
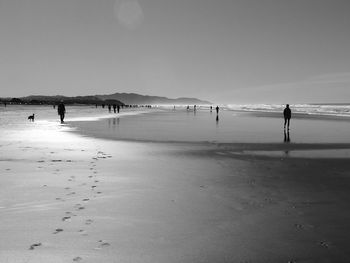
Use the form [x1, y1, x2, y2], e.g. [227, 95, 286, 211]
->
[1, 129, 350, 262]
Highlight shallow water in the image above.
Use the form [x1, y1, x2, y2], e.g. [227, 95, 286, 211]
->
[70, 109, 350, 144]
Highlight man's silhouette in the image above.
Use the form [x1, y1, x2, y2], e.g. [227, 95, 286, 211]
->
[57, 101, 66, 123]
[283, 104, 291, 129]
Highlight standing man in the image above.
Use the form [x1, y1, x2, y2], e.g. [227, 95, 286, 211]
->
[283, 104, 291, 130]
[57, 101, 66, 123]
[216, 106, 219, 115]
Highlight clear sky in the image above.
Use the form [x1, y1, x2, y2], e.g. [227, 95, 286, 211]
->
[1, 0, 350, 103]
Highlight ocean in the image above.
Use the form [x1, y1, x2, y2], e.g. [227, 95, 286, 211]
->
[226, 103, 350, 118]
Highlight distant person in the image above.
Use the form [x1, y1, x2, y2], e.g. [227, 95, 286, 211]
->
[194, 105, 197, 111]
[113, 104, 116, 113]
[4, 102, 7, 107]
[187, 105, 190, 111]
[53, 104, 55, 109]
[283, 104, 292, 129]
[117, 105, 120, 113]
[210, 106, 212, 113]
[108, 104, 111, 113]
[102, 104, 105, 108]
[216, 106, 219, 114]
[57, 101, 66, 123]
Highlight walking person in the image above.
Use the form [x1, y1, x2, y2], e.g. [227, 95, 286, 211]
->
[113, 104, 116, 113]
[216, 106, 219, 115]
[283, 104, 292, 130]
[57, 101, 66, 123]
[117, 105, 120, 113]
[108, 104, 111, 113]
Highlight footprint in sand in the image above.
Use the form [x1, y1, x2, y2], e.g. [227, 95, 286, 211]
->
[66, 192, 76, 196]
[29, 243, 42, 250]
[74, 204, 85, 210]
[294, 223, 314, 230]
[95, 240, 110, 249]
[91, 186, 97, 189]
[82, 198, 89, 202]
[66, 211, 77, 217]
[319, 240, 332, 249]
[53, 228, 64, 234]
[97, 192, 102, 194]
[62, 216, 71, 222]
[73, 256, 83, 262]
[85, 219, 93, 225]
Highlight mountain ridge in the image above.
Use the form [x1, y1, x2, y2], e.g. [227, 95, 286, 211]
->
[0, 92, 211, 105]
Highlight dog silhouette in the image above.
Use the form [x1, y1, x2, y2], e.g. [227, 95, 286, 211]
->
[28, 114, 35, 122]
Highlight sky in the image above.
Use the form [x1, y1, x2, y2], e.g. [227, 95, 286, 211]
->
[0, 0, 350, 104]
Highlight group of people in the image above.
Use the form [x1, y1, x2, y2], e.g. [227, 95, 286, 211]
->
[107, 104, 120, 113]
[186, 105, 220, 115]
[54, 101, 292, 129]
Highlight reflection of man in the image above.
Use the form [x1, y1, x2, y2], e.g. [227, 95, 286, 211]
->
[283, 104, 291, 129]
[284, 129, 290, 142]
[57, 101, 66, 123]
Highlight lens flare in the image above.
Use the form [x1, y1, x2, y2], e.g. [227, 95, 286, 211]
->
[114, 0, 144, 29]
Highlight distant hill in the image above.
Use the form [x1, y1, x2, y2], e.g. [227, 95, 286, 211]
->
[96, 93, 211, 105]
[1, 95, 123, 106]
[0, 93, 211, 105]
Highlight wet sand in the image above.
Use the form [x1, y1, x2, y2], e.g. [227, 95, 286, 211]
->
[1, 109, 350, 262]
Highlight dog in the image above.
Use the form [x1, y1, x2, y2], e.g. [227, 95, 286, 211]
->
[28, 114, 35, 122]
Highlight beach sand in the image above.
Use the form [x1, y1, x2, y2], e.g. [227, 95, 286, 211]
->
[1, 109, 350, 262]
